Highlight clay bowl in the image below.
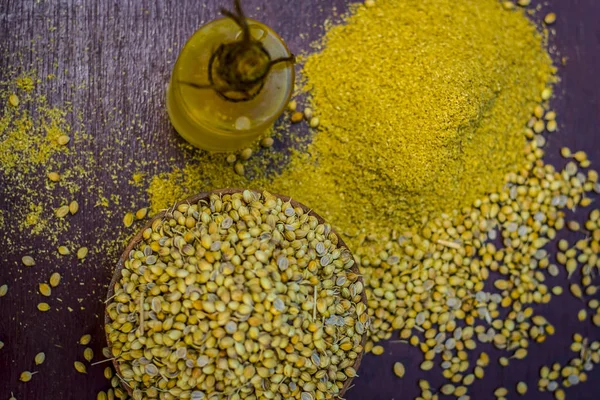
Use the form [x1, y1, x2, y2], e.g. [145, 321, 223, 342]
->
[105, 188, 367, 398]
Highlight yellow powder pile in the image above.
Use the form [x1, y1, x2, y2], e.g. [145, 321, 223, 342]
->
[273, 0, 555, 233]
[148, 0, 555, 251]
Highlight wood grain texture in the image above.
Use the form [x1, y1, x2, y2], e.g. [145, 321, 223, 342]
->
[1, 1, 599, 399]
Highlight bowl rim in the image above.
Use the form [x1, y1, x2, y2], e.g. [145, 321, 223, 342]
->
[104, 188, 367, 398]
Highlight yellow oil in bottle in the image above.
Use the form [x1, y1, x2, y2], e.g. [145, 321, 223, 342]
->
[167, 18, 294, 152]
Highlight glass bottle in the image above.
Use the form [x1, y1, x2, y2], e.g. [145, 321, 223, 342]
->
[167, 17, 294, 152]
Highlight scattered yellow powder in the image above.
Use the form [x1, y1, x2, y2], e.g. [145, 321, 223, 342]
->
[22, 203, 47, 235]
[16, 75, 36, 92]
[1, 69, 138, 259]
[0, 88, 70, 174]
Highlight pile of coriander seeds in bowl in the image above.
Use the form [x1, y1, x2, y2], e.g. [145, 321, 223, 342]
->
[105, 189, 367, 400]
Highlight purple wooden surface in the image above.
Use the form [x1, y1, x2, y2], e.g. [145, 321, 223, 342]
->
[0, 1, 599, 399]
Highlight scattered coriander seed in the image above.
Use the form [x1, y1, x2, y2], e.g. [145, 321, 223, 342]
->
[502, 1, 515, 10]
[74, 361, 87, 374]
[104, 366, 113, 380]
[494, 387, 508, 397]
[372, 345, 384, 355]
[22, 255, 35, 267]
[393, 362, 405, 378]
[226, 154, 237, 164]
[38, 283, 51, 297]
[475, 352, 488, 366]
[544, 13, 557, 25]
[55, 205, 70, 218]
[79, 334, 92, 345]
[57, 246, 70, 255]
[561, 147, 572, 158]
[533, 105, 545, 118]
[234, 162, 245, 176]
[0, 341, 4, 350]
[552, 286, 563, 295]
[9, 93, 20, 107]
[9, 392, 16, 400]
[310, 117, 320, 129]
[516, 381, 528, 395]
[37, 303, 50, 312]
[577, 309, 587, 322]
[49, 272, 61, 287]
[421, 360, 434, 371]
[304, 107, 313, 120]
[69, 200, 79, 215]
[567, 221, 580, 231]
[441, 384, 456, 395]
[19, 371, 38, 382]
[533, 120, 545, 134]
[513, 349, 528, 360]
[77, 247, 89, 260]
[291, 111, 304, 123]
[57, 135, 70, 145]
[573, 151, 588, 163]
[84, 347, 94, 362]
[260, 137, 274, 148]
[240, 148, 253, 160]
[547, 120, 557, 132]
[517, 0, 531, 6]
[47, 172, 61, 182]
[34, 352, 46, 365]
[0, 284, 7, 297]
[123, 212, 134, 228]
[542, 87, 553, 100]
[135, 207, 148, 220]
[288, 100, 297, 111]
[499, 357, 510, 367]
[97, 392, 107, 400]
[570, 284, 583, 300]
[554, 389, 565, 400]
